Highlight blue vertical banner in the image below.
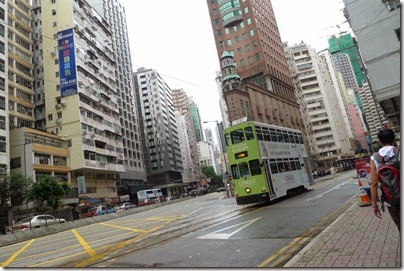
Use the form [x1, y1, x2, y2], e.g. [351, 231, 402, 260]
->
[57, 28, 77, 97]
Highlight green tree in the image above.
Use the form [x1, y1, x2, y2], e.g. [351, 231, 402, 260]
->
[27, 175, 71, 211]
[0, 172, 31, 207]
[201, 166, 223, 189]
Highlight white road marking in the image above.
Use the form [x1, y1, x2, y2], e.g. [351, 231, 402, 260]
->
[198, 217, 262, 239]
[305, 181, 353, 201]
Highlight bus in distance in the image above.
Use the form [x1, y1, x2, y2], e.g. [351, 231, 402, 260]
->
[224, 121, 312, 205]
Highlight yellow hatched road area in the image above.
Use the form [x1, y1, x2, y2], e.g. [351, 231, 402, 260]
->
[0, 215, 181, 268]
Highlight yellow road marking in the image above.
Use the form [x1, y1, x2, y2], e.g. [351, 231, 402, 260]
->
[72, 229, 97, 257]
[100, 222, 148, 233]
[74, 216, 180, 267]
[257, 237, 302, 267]
[269, 237, 309, 267]
[1, 239, 35, 267]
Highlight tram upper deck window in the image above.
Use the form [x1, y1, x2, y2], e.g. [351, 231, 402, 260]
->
[276, 130, 284, 142]
[262, 127, 270, 141]
[225, 133, 231, 146]
[298, 134, 303, 144]
[283, 132, 290, 143]
[256, 126, 263, 141]
[270, 129, 277, 142]
[244, 126, 254, 140]
[231, 129, 245, 144]
[289, 133, 295, 143]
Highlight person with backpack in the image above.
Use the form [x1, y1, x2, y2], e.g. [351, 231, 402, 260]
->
[370, 128, 400, 231]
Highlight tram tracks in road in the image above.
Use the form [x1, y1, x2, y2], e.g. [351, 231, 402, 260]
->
[82, 206, 260, 268]
[258, 195, 357, 268]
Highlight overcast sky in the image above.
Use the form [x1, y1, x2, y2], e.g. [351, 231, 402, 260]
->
[120, 0, 351, 130]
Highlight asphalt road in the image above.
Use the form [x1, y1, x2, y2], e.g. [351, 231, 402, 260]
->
[0, 170, 358, 268]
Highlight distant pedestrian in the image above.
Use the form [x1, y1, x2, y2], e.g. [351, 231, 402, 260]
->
[370, 128, 400, 231]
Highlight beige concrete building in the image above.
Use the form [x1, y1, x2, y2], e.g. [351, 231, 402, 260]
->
[10, 127, 78, 209]
[32, 0, 124, 200]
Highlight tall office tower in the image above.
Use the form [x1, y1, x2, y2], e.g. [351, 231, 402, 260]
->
[358, 82, 388, 146]
[133, 68, 183, 185]
[32, 0, 125, 199]
[285, 42, 354, 169]
[206, 0, 296, 102]
[172, 88, 201, 183]
[88, 0, 146, 190]
[328, 34, 365, 88]
[189, 98, 204, 142]
[0, 1, 8, 173]
[343, 0, 400, 134]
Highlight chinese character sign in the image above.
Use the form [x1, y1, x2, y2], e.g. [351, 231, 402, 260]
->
[77, 176, 86, 194]
[58, 28, 77, 97]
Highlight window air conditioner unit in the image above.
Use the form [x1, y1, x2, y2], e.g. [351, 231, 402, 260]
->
[51, 51, 56, 56]
[55, 104, 62, 109]
[56, 118, 62, 123]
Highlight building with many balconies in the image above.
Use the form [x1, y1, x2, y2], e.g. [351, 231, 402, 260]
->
[32, 0, 125, 200]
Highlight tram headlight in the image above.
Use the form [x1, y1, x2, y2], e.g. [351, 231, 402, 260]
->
[245, 187, 251, 194]
[262, 188, 266, 193]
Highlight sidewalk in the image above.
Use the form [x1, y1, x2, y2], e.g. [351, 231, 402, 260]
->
[285, 201, 401, 268]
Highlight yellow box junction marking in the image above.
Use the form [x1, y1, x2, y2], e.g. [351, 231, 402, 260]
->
[72, 229, 97, 257]
[1, 239, 35, 267]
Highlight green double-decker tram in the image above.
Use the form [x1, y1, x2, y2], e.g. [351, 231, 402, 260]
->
[224, 121, 312, 205]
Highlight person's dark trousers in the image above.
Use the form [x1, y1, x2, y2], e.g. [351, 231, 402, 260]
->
[387, 205, 400, 232]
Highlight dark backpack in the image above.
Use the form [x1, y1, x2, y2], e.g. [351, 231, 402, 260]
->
[373, 147, 400, 209]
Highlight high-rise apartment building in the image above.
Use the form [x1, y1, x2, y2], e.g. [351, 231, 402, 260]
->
[32, 0, 125, 199]
[206, 0, 295, 102]
[342, 0, 400, 133]
[133, 68, 183, 185]
[88, 0, 146, 190]
[330, 53, 368, 152]
[0, 0, 9, 173]
[285, 42, 354, 169]
[172, 88, 201, 183]
[8, 0, 34, 131]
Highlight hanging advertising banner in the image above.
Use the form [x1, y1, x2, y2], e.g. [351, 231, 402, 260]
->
[354, 158, 371, 184]
[77, 176, 86, 194]
[57, 28, 77, 97]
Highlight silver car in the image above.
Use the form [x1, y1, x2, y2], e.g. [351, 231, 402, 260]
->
[15, 214, 66, 230]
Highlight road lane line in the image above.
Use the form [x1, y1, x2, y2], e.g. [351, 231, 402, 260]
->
[1, 239, 35, 267]
[305, 181, 352, 201]
[72, 229, 97, 257]
[99, 222, 148, 233]
[257, 237, 302, 267]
